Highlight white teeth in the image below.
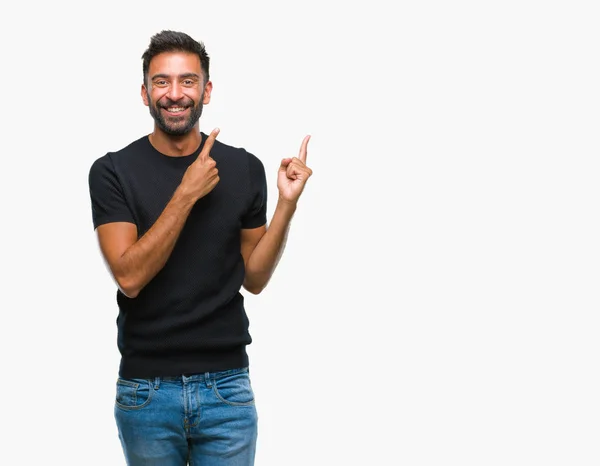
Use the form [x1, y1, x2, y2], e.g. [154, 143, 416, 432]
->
[167, 107, 186, 112]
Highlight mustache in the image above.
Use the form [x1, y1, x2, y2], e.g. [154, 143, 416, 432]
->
[157, 98, 195, 108]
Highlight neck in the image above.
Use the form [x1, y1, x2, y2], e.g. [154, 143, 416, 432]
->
[148, 126, 202, 157]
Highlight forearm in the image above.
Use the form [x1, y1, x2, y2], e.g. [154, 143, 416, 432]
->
[244, 198, 297, 294]
[117, 186, 196, 297]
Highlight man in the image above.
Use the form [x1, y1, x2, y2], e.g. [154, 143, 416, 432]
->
[88, 30, 312, 465]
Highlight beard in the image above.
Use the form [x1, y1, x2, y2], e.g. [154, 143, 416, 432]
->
[148, 94, 204, 136]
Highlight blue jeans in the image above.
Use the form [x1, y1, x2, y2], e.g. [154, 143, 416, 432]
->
[114, 367, 258, 465]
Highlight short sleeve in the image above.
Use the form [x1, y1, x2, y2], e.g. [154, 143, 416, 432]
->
[88, 154, 136, 229]
[241, 153, 267, 229]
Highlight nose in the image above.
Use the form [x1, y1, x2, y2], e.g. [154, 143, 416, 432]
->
[166, 82, 184, 101]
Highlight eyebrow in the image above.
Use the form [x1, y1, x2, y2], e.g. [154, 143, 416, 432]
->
[150, 73, 201, 80]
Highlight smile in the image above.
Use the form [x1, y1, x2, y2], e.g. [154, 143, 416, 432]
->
[163, 107, 188, 115]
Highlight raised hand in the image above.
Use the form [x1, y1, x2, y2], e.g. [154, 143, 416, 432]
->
[180, 128, 221, 201]
[278, 135, 313, 204]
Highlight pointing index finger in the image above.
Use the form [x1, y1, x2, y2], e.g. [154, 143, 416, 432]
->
[200, 128, 220, 160]
[298, 134, 310, 163]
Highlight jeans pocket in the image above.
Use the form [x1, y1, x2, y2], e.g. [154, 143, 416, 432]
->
[213, 371, 255, 406]
[115, 378, 153, 410]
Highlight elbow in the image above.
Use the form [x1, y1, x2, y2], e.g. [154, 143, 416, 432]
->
[244, 284, 265, 295]
[243, 269, 272, 295]
[115, 275, 141, 299]
[121, 288, 140, 299]
[243, 279, 266, 295]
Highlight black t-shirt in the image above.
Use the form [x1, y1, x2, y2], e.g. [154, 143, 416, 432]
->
[88, 132, 267, 378]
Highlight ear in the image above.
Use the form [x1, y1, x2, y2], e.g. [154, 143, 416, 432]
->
[203, 80, 213, 105]
[141, 84, 149, 107]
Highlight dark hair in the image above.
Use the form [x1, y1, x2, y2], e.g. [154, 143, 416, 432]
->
[141, 30, 210, 85]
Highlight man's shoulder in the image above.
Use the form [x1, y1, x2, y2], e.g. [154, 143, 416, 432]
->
[90, 135, 149, 170]
[211, 135, 263, 166]
[111, 135, 150, 158]
[212, 137, 248, 155]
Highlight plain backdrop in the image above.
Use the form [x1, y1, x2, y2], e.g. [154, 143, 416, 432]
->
[1, 1, 599, 464]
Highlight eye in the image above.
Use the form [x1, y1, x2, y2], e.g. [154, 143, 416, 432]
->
[154, 80, 168, 87]
[183, 79, 194, 86]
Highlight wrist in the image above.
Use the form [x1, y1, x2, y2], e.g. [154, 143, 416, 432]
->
[173, 184, 198, 207]
[277, 195, 298, 210]
[276, 196, 298, 213]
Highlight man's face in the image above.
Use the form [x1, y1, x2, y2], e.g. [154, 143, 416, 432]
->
[142, 51, 212, 136]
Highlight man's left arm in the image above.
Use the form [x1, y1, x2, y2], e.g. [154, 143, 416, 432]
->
[242, 135, 313, 294]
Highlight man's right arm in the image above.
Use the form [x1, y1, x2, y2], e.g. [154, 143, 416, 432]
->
[95, 128, 221, 299]
[96, 187, 196, 298]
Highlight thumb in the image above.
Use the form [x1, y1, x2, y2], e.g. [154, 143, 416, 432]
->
[279, 158, 292, 171]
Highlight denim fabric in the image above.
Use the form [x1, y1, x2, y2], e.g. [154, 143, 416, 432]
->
[114, 367, 258, 465]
